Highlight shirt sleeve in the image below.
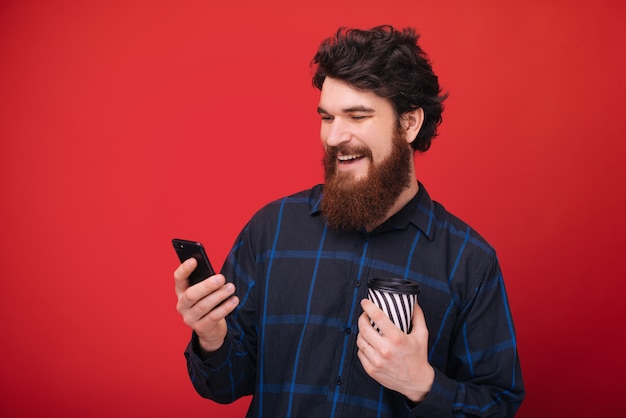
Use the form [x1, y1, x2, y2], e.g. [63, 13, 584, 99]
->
[409, 257, 525, 417]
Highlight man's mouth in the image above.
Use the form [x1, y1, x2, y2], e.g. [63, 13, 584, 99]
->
[337, 154, 365, 164]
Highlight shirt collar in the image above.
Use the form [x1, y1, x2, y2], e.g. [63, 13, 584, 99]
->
[309, 182, 436, 241]
[403, 181, 436, 241]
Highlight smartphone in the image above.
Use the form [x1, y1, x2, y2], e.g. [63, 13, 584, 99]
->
[172, 238, 216, 286]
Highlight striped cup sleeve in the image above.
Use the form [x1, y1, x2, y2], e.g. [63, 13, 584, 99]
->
[368, 288, 418, 334]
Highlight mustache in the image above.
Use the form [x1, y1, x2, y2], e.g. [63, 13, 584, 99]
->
[325, 143, 373, 160]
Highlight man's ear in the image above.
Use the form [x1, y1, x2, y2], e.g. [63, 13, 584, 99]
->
[401, 108, 424, 144]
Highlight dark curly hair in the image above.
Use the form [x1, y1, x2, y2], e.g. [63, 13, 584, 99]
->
[311, 25, 448, 152]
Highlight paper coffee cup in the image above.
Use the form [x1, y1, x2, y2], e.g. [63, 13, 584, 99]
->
[367, 277, 420, 334]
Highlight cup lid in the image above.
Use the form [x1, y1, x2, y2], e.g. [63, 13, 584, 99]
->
[367, 277, 420, 295]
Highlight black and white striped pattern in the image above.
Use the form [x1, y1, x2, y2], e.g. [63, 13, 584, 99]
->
[368, 287, 418, 334]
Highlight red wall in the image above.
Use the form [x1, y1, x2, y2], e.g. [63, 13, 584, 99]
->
[1, 1, 625, 416]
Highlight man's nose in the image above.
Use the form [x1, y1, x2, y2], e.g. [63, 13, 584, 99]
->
[324, 119, 351, 147]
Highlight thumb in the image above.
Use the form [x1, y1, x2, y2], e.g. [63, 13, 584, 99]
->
[174, 257, 197, 295]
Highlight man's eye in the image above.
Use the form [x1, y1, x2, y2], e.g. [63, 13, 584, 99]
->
[320, 115, 333, 121]
[351, 115, 368, 120]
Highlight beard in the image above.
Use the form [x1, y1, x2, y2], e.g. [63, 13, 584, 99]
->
[321, 127, 414, 231]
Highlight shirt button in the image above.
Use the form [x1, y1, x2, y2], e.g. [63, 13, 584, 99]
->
[344, 327, 351, 335]
[353, 280, 361, 287]
[335, 376, 342, 385]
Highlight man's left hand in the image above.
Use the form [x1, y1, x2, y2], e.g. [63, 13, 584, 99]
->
[356, 298, 435, 403]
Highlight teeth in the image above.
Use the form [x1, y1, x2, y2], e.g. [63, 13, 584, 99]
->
[338, 154, 363, 161]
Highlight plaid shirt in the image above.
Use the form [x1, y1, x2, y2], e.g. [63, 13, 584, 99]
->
[185, 183, 524, 417]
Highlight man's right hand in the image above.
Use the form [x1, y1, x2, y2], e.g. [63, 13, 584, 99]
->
[174, 257, 239, 355]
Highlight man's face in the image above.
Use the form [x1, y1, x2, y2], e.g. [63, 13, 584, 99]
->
[318, 77, 400, 182]
[318, 77, 414, 231]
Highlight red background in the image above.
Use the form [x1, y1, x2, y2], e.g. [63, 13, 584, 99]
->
[1, 1, 625, 416]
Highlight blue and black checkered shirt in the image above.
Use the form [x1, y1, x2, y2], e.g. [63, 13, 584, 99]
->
[185, 183, 524, 417]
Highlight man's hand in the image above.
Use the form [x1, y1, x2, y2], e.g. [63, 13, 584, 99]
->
[174, 258, 239, 354]
[356, 298, 434, 403]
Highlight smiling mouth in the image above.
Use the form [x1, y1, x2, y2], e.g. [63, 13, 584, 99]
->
[337, 154, 365, 164]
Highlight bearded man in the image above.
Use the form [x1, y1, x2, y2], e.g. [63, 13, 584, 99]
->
[174, 25, 525, 417]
